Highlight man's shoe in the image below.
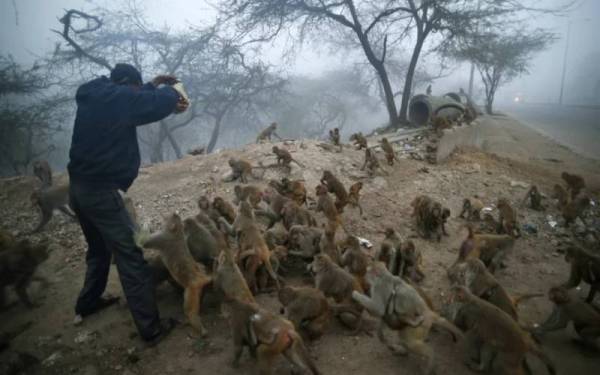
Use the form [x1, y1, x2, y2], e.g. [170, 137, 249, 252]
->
[145, 318, 177, 348]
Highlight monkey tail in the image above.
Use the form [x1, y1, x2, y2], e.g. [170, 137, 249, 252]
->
[513, 293, 544, 308]
[431, 313, 464, 342]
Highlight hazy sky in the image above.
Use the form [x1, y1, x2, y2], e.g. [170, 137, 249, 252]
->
[1, 0, 598, 104]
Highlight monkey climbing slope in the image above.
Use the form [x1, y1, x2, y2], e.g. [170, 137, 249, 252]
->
[0, 115, 600, 375]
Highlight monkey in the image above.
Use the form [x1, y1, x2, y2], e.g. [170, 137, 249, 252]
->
[221, 200, 280, 293]
[552, 184, 569, 208]
[562, 195, 591, 226]
[450, 226, 515, 274]
[197, 195, 222, 226]
[426, 84, 432, 95]
[268, 178, 307, 206]
[226, 298, 321, 375]
[256, 122, 282, 143]
[352, 262, 464, 375]
[288, 225, 323, 259]
[463, 106, 476, 125]
[319, 227, 340, 264]
[458, 197, 484, 221]
[32, 160, 52, 188]
[264, 221, 289, 251]
[561, 245, 600, 303]
[30, 184, 75, 233]
[450, 259, 542, 321]
[309, 254, 364, 330]
[376, 228, 402, 274]
[522, 185, 544, 211]
[532, 286, 600, 350]
[214, 242, 255, 305]
[281, 201, 316, 230]
[142, 213, 212, 337]
[329, 127, 341, 148]
[340, 235, 369, 290]
[379, 138, 398, 166]
[349, 132, 367, 150]
[449, 286, 555, 375]
[561, 171, 585, 200]
[272, 146, 304, 169]
[255, 188, 292, 228]
[346, 181, 363, 215]
[182, 218, 219, 269]
[315, 184, 346, 233]
[431, 116, 451, 134]
[496, 198, 521, 237]
[397, 240, 425, 283]
[278, 286, 331, 341]
[360, 148, 388, 176]
[320, 170, 348, 212]
[233, 185, 263, 209]
[212, 196, 236, 224]
[227, 158, 265, 183]
[411, 195, 446, 241]
[0, 239, 49, 309]
[479, 212, 500, 234]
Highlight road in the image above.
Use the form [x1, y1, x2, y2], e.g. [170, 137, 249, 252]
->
[499, 102, 600, 160]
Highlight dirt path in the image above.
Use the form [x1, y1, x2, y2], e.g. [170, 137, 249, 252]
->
[1, 115, 599, 375]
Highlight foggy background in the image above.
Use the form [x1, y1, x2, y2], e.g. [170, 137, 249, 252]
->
[0, 0, 598, 175]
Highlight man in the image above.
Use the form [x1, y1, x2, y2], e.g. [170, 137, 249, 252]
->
[68, 63, 188, 346]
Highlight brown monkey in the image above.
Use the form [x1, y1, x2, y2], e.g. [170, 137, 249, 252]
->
[281, 201, 316, 230]
[278, 286, 330, 341]
[288, 225, 322, 259]
[449, 286, 555, 375]
[562, 195, 590, 226]
[329, 127, 341, 147]
[142, 213, 212, 337]
[233, 184, 263, 208]
[320, 170, 348, 212]
[212, 196, 236, 224]
[315, 184, 345, 233]
[222, 201, 280, 293]
[32, 160, 52, 188]
[272, 146, 304, 169]
[479, 213, 500, 234]
[226, 298, 321, 375]
[347, 181, 363, 215]
[397, 240, 425, 283]
[340, 236, 369, 290]
[552, 184, 569, 207]
[411, 195, 445, 241]
[268, 178, 307, 206]
[309, 254, 364, 330]
[379, 137, 398, 166]
[30, 185, 75, 233]
[450, 259, 541, 321]
[451, 226, 515, 274]
[533, 286, 600, 350]
[522, 185, 544, 211]
[361, 148, 388, 176]
[352, 262, 463, 375]
[264, 222, 289, 251]
[197, 195, 222, 226]
[562, 245, 600, 303]
[0, 239, 49, 308]
[497, 198, 521, 237]
[458, 197, 484, 221]
[255, 188, 292, 228]
[228, 158, 264, 183]
[431, 116, 451, 134]
[256, 122, 281, 143]
[561, 171, 585, 199]
[183, 218, 219, 269]
[214, 244, 255, 304]
[376, 228, 402, 274]
[349, 132, 367, 150]
[319, 228, 340, 264]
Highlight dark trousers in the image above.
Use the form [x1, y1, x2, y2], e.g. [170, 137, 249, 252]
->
[69, 182, 160, 340]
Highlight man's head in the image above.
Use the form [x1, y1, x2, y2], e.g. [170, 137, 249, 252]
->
[110, 63, 143, 86]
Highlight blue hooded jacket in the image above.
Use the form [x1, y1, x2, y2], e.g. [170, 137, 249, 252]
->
[68, 76, 179, 191]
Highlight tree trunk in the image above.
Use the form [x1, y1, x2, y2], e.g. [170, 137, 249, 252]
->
[160, 121, 182, 159]
[398, 35, 425, 125]
[206, 113, 224, 153]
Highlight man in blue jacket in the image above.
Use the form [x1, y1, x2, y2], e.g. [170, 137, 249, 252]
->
[68, 63, 187, 346]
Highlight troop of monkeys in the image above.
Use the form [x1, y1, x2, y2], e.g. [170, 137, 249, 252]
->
[2, 126, 598, 375]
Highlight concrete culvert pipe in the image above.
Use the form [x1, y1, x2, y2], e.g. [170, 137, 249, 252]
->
[409, 94, 465, 126]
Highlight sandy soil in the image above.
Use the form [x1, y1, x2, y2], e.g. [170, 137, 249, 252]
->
[1, 114, 599, 375]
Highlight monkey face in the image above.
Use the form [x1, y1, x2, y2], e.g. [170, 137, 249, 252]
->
[165, 213, 183, 233]
[272, 146, 278, 152]
[315, 185, 328, 196]
[384, 228, 395, 238]
[451, 286, 469, 303]
[311, 254, 331, 273]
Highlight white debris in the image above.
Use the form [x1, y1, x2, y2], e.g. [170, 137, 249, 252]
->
[357, 237, 373, 249]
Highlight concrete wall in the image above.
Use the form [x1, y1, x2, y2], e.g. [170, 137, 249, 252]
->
[436, 122, 483, 162]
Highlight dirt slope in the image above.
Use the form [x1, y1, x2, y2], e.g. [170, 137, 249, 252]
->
[1, 116, 599, 375]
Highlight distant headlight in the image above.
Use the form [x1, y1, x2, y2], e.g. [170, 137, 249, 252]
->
[514, 96, 520, 102]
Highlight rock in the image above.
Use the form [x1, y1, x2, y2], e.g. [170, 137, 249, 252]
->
[372, 177, 388, 190]
[42, 351, 62, 367]
[510, 180, 529, 189]
[83, 364, 100, 375]
[74, 330, 96, 344]
[464, 163, 481, 174]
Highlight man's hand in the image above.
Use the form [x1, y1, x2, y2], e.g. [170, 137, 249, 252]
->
[152, 75, 179, 87]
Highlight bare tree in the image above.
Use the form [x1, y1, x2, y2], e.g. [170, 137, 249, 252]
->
[448, 29, 554, 114]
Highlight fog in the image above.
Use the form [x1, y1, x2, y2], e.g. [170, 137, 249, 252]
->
[1, 0, 598, 176]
